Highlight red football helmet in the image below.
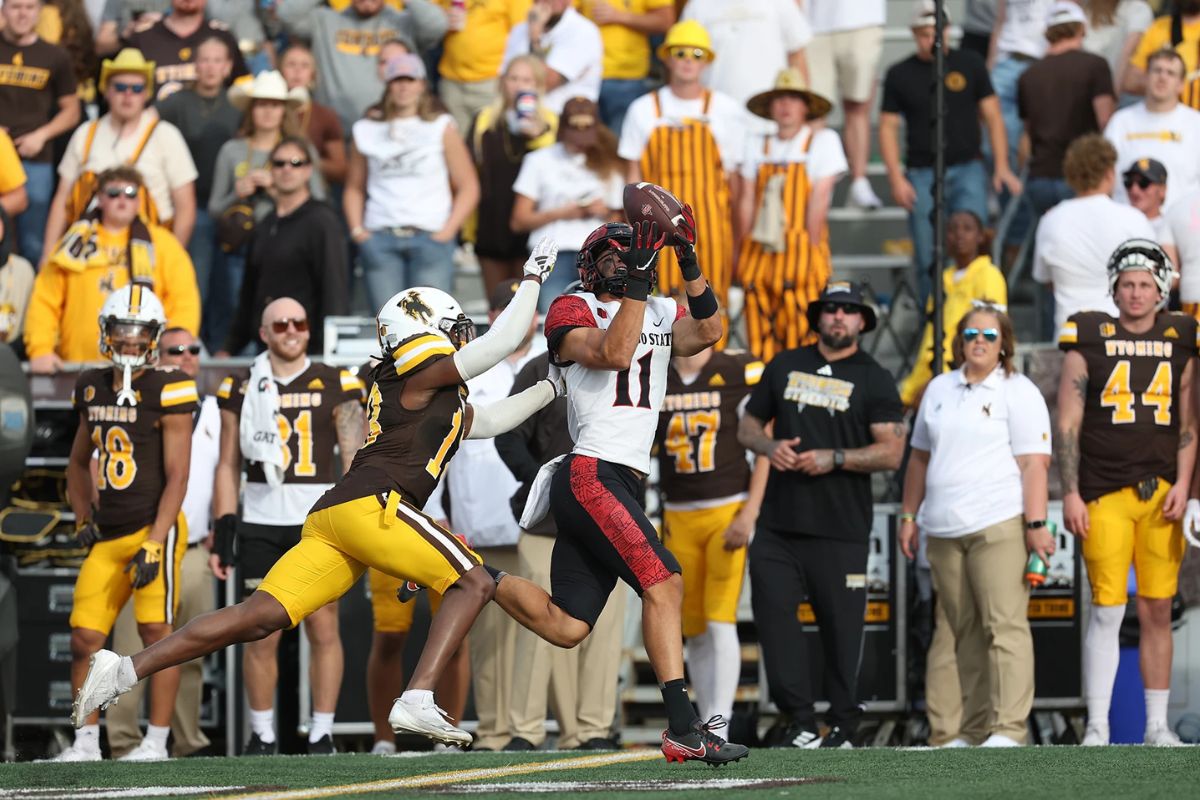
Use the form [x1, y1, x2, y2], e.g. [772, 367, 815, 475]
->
[577, 222, 655, 296]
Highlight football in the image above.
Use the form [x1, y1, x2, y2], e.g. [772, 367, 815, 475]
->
[623, 182, 688, 242]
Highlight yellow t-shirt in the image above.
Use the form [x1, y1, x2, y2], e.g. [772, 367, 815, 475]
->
[0, 131, 26, 194]
[1131, 15, 1200, 76]
[437, 0, 532, 82]
[36, 5, 63, 44]
[328, 0, 404, 10]
[899, 256, 1009, 407]
[577, 0, 673, 80]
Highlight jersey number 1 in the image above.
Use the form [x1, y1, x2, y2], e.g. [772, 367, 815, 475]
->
[614, 352, 654, 408]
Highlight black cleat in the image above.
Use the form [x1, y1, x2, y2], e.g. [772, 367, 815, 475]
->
[819, 725, 854, 749]
[576, 737, 618, 750]
[661, 716, 749, 766]
[502, 736, 536, 751]
[242, 733, 276, 756]
[397, 580, 424, 603]
[780, 720, 823, 749]
[307, 734, 337, 754]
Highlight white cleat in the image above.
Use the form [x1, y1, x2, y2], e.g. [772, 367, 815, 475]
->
[1144, 722, 1185, 747]
[388, 697, 472, 747]
[71, 649, 129, 728]
[118, 738, 170, 761]
[1081, 723, 1110, 746]
[938, 737, 971, 748]
[979, 733, 1022, 748]
[370, 740, 397, 755]
[42, 743, 101, 762]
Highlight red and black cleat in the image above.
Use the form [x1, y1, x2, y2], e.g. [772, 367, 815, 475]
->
[661, 716, 749, 767]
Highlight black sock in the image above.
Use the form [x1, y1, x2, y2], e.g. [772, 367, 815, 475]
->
[661, 679, 698, 735]
[483, 564, 507, 584]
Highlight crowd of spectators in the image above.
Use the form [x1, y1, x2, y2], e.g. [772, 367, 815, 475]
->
[4, 0, 1200, 755]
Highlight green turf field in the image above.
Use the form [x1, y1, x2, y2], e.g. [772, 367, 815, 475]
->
[1, 746, 1198, 800]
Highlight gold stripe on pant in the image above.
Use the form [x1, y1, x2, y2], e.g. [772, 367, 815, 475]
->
[925, 515, 1033, 744]
[107, 544, 215, 756]
[507, 533, 628, 748]
[468, 545, 522, 750]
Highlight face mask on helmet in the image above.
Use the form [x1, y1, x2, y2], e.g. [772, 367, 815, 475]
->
[577, 223, 654, 297]
[1106, 239, 1175, 303]
[101, 319, 160, 368]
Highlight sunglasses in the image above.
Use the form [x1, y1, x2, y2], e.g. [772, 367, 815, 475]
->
[669, 47, 709, 61]
[1123, 176, 1156, 191]
[103, 185, 139, 199]
[164, 344, 202, 356]
[270, 317, 309, 333]
[821, 302, 862, 315]
[963, 327, 1000, 342]
[111, 81, 145, 95]
[272, 157, 310, 169]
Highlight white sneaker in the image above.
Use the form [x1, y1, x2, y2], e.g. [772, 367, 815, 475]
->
[388, 697, 472, 747]
[119, 738, 170, 761]
[1144, 722, 1184, 747]
[371, 740, 397, 755]
[847, 177, 883, 210]
[938, 737, 971, 748]
[1081, 722, 1110, 746]
[42, 743, 101, 762]
[72, 649, 130, 727]
[980, 733, 1022, 748]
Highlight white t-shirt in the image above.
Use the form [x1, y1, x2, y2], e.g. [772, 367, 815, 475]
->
[911, 367, 1052, 538]
[1168, 190, 1200, 302]
[182, 395, 221, 544]
[680, 0, 812, 104]
[512, 143, 624, 251]
[1151, 213, 1174, 247]
[1033, 193, 1156, 330]
[352, 114, 454, 232]
[1105, 103, 1200, 208]
[996, 0, 1053, 59]
[805, 0, 885, 34]
[501, 7, 603, 114]
[738, 127, 848, 184]
[58, 112, 199, 222]
[545, 292, 681, 474]
[618, 87, 746, 172]
[1083, 0, 1154, 78]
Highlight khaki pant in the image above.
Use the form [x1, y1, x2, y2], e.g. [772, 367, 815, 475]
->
[107, 544, 215, 756]
[924, 599, 963, 745]
[926, 516, 1033, 744]
[439, 76, 500, 134]
[468, 545, 521, 750]
[507, 533, 627, 748]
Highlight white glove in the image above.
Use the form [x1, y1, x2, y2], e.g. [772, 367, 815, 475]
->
[1184, 499, 1200, 548]
[523, 237, 559, 282]
[546, 363, 566, 397]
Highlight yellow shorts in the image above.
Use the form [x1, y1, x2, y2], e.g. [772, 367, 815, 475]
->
[368, 568, 444, 633]
[259, 493, 481, 627]
[1085, 481, 1185, 606]
[662, 500, 747, 638]
[69, 516, 188, 634]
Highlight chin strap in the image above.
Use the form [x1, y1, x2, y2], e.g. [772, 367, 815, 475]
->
[116, 364, 137, 406]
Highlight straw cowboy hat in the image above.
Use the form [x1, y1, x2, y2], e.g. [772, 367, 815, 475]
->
[656, 20, 715, 63]
[746, 68, 833, 121]
[228, 70, 309, 113]
[99, 48, 156, 93]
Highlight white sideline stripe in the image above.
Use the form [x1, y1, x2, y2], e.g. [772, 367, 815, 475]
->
[227, 750, 662, 800]
[0, 788, 245, 799]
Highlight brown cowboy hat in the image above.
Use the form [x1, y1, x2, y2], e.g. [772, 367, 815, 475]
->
[746, 69, 832, 121]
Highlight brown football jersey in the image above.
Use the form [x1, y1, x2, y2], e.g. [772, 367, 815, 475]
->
[216, 362, 365, 485]
[1058, 310, 1200, 501]
[656, 351, 765, 504]
[313, 332, 468, 513]
[73, 367, 198, 538]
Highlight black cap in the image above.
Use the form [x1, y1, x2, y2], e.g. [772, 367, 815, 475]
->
[1123, 158, 1167, 185]
[489, 279, 523, 311]
[805, 281, 878, 332]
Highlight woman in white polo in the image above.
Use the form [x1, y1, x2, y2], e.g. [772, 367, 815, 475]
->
[898, 305, 1053, 748]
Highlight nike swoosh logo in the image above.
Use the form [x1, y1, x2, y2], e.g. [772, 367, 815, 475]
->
[668, 740, 706, 757]
[652, 316, 665, 326]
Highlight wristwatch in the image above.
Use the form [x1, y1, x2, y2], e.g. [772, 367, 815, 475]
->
[832, 449, 845, 469]
[1025, 519, 1048, 530]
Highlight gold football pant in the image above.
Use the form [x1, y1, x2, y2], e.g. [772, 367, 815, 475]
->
[1084, 481, 1185, 606]
[661, 500, 747, 638]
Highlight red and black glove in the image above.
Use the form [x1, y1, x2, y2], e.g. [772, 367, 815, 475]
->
[674, 203, 701, 282]
[617, 220, 666, 300]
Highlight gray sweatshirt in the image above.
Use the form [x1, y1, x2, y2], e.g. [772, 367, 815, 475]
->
[277, 0, 448, 130]
[209, 138, 325, 221]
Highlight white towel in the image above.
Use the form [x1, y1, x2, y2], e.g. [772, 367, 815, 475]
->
[519, 454, 568, 530]
[239, 352, 288, 487]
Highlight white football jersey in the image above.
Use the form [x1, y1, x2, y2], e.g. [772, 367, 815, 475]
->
[544, 292, 683, 474]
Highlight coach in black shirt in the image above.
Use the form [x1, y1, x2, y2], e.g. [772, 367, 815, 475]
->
[738, 281, 905, 750]
[220, 136, 348, 356]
